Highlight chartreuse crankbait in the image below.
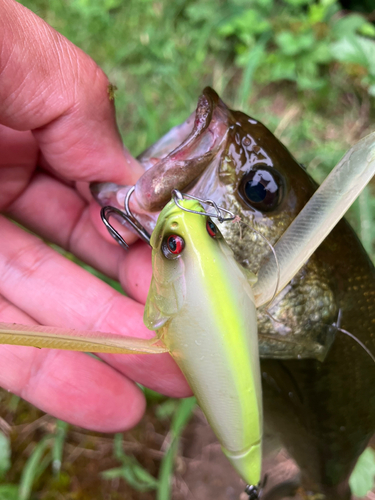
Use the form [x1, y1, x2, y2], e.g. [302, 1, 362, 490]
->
[0, 196, 263, 494]
[144, 197, 262, 489]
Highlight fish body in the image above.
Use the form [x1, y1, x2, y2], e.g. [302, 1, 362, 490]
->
[92, 88, 375, 498]
[144, 198, 262, 486]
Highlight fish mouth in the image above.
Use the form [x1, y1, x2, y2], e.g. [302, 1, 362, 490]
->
[91, 87, 234, 232]
[133, 87, 231, 212]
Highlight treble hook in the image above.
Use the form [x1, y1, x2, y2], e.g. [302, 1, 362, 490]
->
[245, 476, 267, 500]
[101, 186, 151, 250]
[245, 484, 260, 500]
[101, 187, 237, 250]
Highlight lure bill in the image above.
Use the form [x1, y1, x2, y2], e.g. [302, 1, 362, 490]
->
[0, 322, 168, 354]
[144, 198, 262, 487]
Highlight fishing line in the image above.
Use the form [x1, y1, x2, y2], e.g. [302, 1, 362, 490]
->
[264, 308, 375, 364]
[233, 218, 281, 313]
[335, 326, 375, 364]
[334, 308, 375, 363]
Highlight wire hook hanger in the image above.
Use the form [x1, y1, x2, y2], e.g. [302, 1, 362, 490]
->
[171, 189, 236, 222]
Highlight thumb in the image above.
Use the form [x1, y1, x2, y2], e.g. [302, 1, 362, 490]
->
[0, 0, 143, 185]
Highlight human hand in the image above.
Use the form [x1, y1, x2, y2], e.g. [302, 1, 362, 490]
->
[0, 0, 191, 432]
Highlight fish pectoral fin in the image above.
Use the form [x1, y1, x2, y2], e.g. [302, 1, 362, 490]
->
[243, 268, 257, 286]
[0, 322, 169, 355]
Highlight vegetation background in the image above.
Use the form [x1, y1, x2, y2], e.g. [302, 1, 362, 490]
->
[0, 0, 374, 498]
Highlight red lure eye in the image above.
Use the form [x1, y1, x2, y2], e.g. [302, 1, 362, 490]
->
[206, 220, 217, 238]
[167, 235, 184, 254]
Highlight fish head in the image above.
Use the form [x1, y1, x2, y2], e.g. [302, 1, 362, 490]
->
[93, 88, 337, 360]
[134, 87, 317, 275]
[138, 89, 336, 361]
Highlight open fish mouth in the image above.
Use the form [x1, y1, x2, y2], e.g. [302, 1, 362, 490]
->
[134, 88, 230, 211]
[91, 87, 253, 231]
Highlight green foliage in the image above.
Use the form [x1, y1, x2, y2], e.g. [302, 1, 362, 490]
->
[102, 434, 159, 492]
[0, 485, 19, 500]
[0, 421, 73, 499]
[52, 420, 69, 476]
[349, 447, 375, 497]
[101, 400, 195, 498]
[0, 433, 11, 479]
[0, 435, 17, 499]
[212, 0, 375, 95]
[157, 397, 196, 500]
[21, 0, 375, 154]
[331, 35, 375, 96]
[19, 437, 53, 500]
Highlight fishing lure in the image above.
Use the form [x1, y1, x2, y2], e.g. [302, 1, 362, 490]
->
[0, 193, 264, 497]
[101, 190, 264, 491]
[144, 195, 262, 490]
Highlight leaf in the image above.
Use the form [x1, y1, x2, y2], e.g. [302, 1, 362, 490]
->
[284, 0, 312, 6]
[330, 35, 375, 76]
[276, 31, 315, 56]
[156, 399, 179, 421]
[0, 432, 11, 478]
[218, 10, 270, 38]
[52, 420, 69, 476]
[0, 485, 19, 500]
[157, 398, 196, 500]
[349, 447, 375, 497]
[19, 437, 52, 500]
[238, 33, 270, 106]
[359, 23, 375, 39]
[102, 465, 158, 492]
[102, 434, 158, 492]
[332, 14, 368, 39]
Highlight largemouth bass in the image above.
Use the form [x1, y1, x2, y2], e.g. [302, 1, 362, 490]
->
[92, 88, 375, 499]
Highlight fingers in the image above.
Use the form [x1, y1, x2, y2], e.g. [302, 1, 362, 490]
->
[0, 296, 146, 432]
[6, 170, 142, 280]
[0, 216, 191, 397]
[0, 0, 143, 185]
[0, 125, 38, 210]
[118, 241, 153, 304]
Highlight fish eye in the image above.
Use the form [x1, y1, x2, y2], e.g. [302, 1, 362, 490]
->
[162, 235, 185, 259]
[206, 219, 220, 238]
[239, 166, 283, 212]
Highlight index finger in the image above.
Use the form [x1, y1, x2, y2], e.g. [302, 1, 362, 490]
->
[0, 0, 143, 185]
